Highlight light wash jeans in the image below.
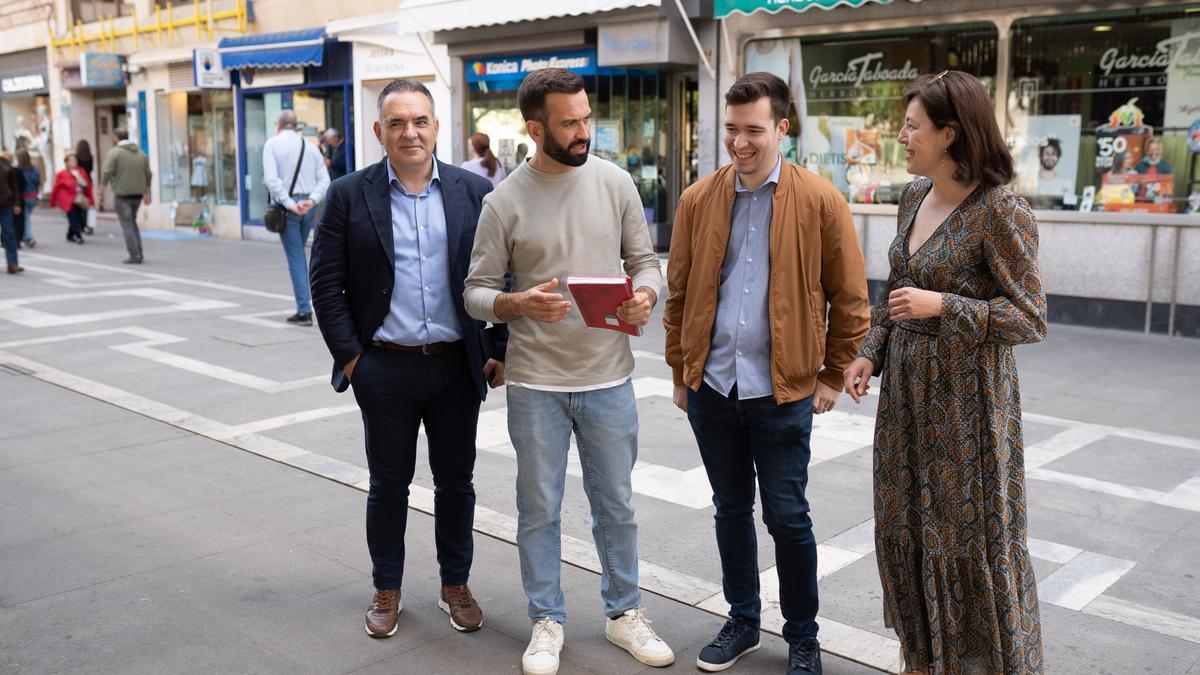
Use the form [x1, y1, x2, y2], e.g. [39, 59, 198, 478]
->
[279, 208, 316, 314]
[506, 381, 642, 624]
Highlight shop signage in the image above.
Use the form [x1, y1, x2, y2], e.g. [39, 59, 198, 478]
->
[808, 52, 918, 89]
[1098, 30, 1200, 77]
[465, 50, 597, 83]
[193, 49, 231, 89]
[81, 52, 125, 89]
[716, 0, 914, 18]
[1, 73, 45, 94]
[361, 46, 413, 79]
[598, 18, 696, 67]
[239, 67, 304, 89]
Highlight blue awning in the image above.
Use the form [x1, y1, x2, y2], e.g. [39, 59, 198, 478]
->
[218, 28, 325, 70]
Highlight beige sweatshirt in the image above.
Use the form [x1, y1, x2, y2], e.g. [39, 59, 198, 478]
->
[464, 157, 664, 388]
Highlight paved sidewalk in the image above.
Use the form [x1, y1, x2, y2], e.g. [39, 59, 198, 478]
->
[0, 214, 877, 673]
[2, 211, 1199, 673]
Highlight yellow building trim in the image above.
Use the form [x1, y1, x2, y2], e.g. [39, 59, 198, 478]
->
[49, 0, 247, 52]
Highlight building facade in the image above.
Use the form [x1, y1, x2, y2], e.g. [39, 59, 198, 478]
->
[717, 0, 1200, 337]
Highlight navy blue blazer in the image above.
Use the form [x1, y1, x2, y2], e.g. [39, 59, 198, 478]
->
[310, 157, 506, 398]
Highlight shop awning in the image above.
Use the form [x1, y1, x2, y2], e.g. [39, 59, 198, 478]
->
[380, 0, 662, 33]
[217, 28, 326, 70]
[715, 0, 899, 17]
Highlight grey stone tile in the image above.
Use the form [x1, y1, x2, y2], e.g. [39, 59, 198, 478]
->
[0, 503, 62, 551]
[816, 554, 896, 642]
[0, 535, 124, 608]
[138, 537, 363, 620]
[1026, 481, 1193, 560]
[67, 504, 272, 574]
[287, 519, 375, 577]
[1105, 535, 1200, 620]
[1041, 603, 1200, 674]
[1043, 435, 1200, 492]
[634, 395, 702, 472]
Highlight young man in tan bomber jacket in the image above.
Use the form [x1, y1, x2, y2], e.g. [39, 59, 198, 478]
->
[664, 72, 870, 675]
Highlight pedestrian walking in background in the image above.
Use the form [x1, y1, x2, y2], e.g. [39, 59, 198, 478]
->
[844, 70, 1047, 674]
[664, 72, 870, 675]
[74, 140, 95, 235]
[0, 151, 24, 274]
[262, 109, 330, 326]
[16, 149, 38, 248]
[51, 153, 93, 245]
[310, 78, 506, 641]
[323, 127, 348, 181]
[100, 128, 153, 264]
[464, 68, 673, 675]
[461, 132, 505, 188]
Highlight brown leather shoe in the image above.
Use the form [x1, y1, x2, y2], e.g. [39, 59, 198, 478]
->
[7, 265, 23, 274]
[438, 583, 483, 632]
[364, 588, 401, 638]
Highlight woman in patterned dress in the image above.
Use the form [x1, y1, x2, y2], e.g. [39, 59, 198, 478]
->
[843, 71, 1047, 674]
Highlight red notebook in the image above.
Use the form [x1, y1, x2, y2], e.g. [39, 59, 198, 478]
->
[567, 275, 642, 337]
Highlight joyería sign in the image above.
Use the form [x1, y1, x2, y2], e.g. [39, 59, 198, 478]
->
[808, 52, 919, 88]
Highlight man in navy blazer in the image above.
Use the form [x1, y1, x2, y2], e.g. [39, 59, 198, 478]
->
[310, 78, 505, 640]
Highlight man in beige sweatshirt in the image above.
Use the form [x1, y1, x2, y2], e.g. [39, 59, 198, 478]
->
[464, 68, 672, 675]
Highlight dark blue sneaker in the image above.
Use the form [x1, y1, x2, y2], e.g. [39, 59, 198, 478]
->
[787, 638, 823, 674]
[696, 619, 761, 672]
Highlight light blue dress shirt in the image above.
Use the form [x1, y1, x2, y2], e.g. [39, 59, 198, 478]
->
[372, 160, 462, 345]
[703, 155, 782, 400]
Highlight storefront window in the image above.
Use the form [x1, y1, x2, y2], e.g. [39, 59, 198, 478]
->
[72, 0, 135, 23]
[745, 25, 998, 204]
[1, 94, 53, 195]
[241, 88, 345, 222]
[464, 51, 670, 225]
[156, 90, 236, 205]
[1009, 6, 1200, 214]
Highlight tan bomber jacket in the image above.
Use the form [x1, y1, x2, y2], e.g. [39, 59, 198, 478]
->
[664, 160, 871, 404]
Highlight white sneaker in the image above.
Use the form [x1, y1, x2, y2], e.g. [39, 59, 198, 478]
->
[605, 608, 676, 667]
[522, 618, 564, 675]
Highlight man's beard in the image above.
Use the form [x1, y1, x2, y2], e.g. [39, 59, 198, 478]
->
[1040, 157, 1057, 171]
[542, 132, 590, 167]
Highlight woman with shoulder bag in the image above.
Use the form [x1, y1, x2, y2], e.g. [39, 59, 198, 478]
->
[51, 152, 95, 244]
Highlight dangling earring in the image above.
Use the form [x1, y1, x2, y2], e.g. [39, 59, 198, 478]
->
[936, 148, 946, 180]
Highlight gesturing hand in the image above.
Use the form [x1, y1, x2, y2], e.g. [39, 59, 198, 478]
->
[843, 357, 874, 404]
[520, 278, 572, 323]
[887, 288, 942, 321]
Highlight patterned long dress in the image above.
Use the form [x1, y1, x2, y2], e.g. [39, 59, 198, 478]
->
[857, 179, 1047, 674]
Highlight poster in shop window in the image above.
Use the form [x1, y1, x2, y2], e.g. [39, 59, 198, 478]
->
[1094, 98, 1174, 212]
[1011, 114, 1081, 200]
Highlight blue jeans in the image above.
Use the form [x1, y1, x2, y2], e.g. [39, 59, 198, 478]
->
[279, 208, 316, 313]
[21, 199, 36, 240]
[687, 382, 819, 643]
[0, 207, 16, 267]
[506, 381, 642, 623]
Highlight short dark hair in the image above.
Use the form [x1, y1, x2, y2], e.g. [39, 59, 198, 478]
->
[903, 71, 1013, 186]
[114, 127, 129, 141]
[1039, 137, 1060, 155]
[517, 68, 585, 122]
[377, 78, 435, 114]
[724, 72, 790, 123]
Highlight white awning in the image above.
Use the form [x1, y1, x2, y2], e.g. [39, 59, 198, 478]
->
[328, 0, 661, 37]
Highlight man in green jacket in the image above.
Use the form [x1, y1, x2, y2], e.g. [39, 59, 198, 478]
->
[100, 128, 152, 264]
